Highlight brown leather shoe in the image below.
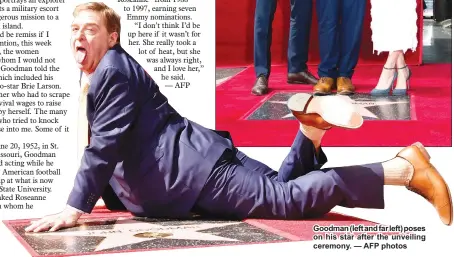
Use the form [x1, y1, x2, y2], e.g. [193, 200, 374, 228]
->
[337, 77, 355, 95]
[287, 93, 363, 130]
[287, 70, 318, 85]
[251, 76, 268, 96]
[396, 142, 452, 226]
[313, 77, 335, 96]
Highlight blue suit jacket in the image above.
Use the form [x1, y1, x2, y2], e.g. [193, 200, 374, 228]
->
[67, 44, 233, 218]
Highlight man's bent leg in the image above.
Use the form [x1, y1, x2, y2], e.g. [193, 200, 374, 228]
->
[194, 150, 384, 219]
[234, 131, 327, 182]
[277, 130, 327, 181]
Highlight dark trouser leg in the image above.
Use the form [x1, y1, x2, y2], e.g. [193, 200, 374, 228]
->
[276, 130, 327, 180]
[316, 0, 340, 78]
[254, 0, 277, 78]
[338, 0, 366, 78]
[234, 131, 327, 182]
[288, 0, 313, 73]
[195, 150, 384, 219]
[102, 184, 127, 211]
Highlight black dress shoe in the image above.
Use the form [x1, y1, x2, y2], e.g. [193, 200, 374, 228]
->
[251, 75, 268, 96]
[287, 70, 319, 85]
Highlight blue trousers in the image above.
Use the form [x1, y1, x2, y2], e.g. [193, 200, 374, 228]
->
[254, 0, 313, 78]
[316, 0, 366, 78]
[194, 131, 385, 219]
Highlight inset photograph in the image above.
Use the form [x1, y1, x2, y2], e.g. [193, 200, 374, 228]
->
[215, 0, 452, 147]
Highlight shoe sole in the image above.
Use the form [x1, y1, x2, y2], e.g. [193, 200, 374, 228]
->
[251, 90, 268, 96]
[313, 91, 333, 96]
[446, 184, 453, 225]
[287, 93, 363, 129]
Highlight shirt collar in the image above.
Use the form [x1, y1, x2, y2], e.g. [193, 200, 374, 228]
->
[81, 72, 93, 85]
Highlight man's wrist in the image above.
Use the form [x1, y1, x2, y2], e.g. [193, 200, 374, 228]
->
[65, 204, 86, 218]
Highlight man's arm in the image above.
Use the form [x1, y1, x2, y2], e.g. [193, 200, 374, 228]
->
[67, 67, 137, 214]
[25, 67, 137, 233]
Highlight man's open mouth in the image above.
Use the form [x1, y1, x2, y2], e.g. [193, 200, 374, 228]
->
[75, 47, 87, 63]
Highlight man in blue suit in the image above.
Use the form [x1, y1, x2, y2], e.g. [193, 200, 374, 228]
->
[252, 0, 318, 96]
[26, 2, 451, 233]
[312, 0, 366, 95]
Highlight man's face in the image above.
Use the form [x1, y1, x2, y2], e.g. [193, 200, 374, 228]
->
[70, 10, 117, 74]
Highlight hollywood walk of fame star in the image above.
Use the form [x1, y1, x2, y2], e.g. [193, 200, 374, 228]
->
[267, 94, 408, 119]
[28, 218, 243, 251]
[216, 76, 232, 86]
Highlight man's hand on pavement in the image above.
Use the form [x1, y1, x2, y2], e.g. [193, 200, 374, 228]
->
[24, 207, 83, 233]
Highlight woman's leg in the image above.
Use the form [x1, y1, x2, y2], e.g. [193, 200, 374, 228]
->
[395, 51, 411, 90]
[370, 0, 417, 95]
[373, 51, 400, 90]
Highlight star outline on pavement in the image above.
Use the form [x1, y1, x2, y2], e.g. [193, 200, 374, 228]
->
[27, 218, 243, 252]
[267, 94, 408, 120]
